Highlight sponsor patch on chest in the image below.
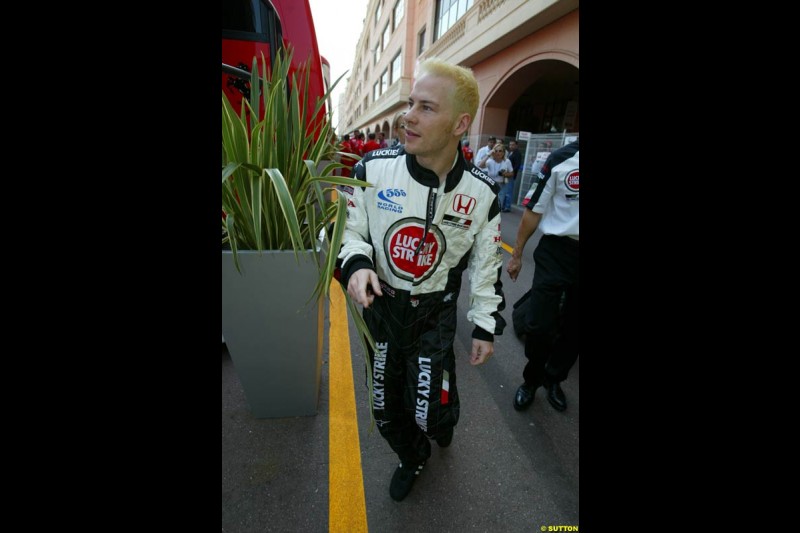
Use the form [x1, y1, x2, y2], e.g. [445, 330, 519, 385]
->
[441, 214, 472, 230]
[376, 187, 406, 213]
[383, 219, 445, 282]
[564, 169, 579, 192]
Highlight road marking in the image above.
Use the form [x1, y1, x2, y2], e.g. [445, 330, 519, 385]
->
[329, 281, 368, 533]
[501, 242, 514, 254]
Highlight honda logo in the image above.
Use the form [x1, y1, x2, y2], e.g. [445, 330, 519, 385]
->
[452, 194, 476, 215]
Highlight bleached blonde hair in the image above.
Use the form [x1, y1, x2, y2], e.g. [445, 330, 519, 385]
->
[415, 57, 479, 121]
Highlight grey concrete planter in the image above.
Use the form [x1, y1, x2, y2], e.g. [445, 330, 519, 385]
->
[222, 249, 324, 418]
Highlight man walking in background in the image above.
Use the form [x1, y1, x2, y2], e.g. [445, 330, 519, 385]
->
[506, 139, 579, 413]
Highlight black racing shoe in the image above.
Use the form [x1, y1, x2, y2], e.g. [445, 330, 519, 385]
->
[389, 461, 425, 501]
[436, 427, 454, 448]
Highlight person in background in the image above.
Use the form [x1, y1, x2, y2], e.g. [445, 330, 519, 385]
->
[477, 143, 514, 192]
[354, 132, 366, 157]
[364, 132, 381, 153]
[378, 131, 389, 149]
[336, 58, 505, 502]
[474, 135, 496, 164]
[501, 140, 522, 212]
[339, 134, 357, 177]
[391, 111, 407, 146]
[506, 139, 579, 413]
[347, 132, 361, 160]
[461, 140, 474, 163]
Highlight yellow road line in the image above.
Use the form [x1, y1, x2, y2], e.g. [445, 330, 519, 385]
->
[501, 242, 514, 254]
[328, 282, 368, 533]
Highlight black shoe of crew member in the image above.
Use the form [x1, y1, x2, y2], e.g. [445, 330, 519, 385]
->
[513, 383, 536, 411]
[545, 379, 567, 412]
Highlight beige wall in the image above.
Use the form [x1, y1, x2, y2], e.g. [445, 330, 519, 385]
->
[337, 0, 578, 145]
[470, 9, 578, 144]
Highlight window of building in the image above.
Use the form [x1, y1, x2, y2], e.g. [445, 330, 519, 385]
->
[418, 26, 426, 56]
[390, 52, 402, 84]
[374, 42, 381, 65]
[434, 0, 473, 41]
[381, 69, 389, 95]
[382, 22, 391, 51]
[374, 81, 380, 102]
[364, 95, 369, 110]
[375, 1, 382, 26]
[392, 0, 404, 31]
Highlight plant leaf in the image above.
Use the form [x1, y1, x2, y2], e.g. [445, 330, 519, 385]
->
[263, 168, 303, 257]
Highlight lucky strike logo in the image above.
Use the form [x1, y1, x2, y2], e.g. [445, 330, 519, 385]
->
[565, 169, 579, 192]
[384, 219, 445, 282]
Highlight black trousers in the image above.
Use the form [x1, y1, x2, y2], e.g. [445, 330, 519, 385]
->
[363, 289, 460, 466]
[521, 234, 580, 387]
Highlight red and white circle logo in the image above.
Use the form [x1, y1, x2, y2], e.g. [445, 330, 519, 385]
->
[384, 219, 445, 282]
[565, 169, 579, 192]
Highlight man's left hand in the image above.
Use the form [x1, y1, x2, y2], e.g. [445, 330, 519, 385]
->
[470, 339, 494, 365]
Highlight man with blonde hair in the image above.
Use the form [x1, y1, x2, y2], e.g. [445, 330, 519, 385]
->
[336, 57, 506, 501]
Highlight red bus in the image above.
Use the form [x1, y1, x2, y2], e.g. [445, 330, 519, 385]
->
[222, 0, 328, 124]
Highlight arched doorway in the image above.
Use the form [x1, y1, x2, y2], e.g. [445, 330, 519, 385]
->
[484, 59, 579, 139]
[480, 58, 579, 207]
[509, 61, 578, 135]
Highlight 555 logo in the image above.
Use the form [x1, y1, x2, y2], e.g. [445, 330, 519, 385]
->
[377, 188, 407, 204]
[377, 188, 407, 213]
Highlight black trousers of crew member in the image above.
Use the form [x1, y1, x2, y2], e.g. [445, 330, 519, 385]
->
[363, 289, 460, 467]
[521, 234, 579, 387]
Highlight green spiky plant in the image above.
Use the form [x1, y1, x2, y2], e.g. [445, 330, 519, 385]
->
[222, 46, 377, 419]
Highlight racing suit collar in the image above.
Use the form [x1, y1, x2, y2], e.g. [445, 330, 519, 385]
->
[405, 144, 467, 194]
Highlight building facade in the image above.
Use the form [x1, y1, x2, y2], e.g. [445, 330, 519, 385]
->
[336, 0, 579, 148]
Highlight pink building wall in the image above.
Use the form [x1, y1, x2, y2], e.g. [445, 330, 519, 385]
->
[469, 10, 578, 144]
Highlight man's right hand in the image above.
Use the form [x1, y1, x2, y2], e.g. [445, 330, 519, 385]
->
[507, 255, 522, 282]
[347, 268, 383, 308]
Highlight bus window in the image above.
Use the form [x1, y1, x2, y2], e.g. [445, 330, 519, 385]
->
[222, 0, 326, 135]
[222, 0, 282, 114]
[222, 0, 256, 32]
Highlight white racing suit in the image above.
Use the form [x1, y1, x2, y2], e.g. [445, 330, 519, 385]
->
[337, 143, 506, 466]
